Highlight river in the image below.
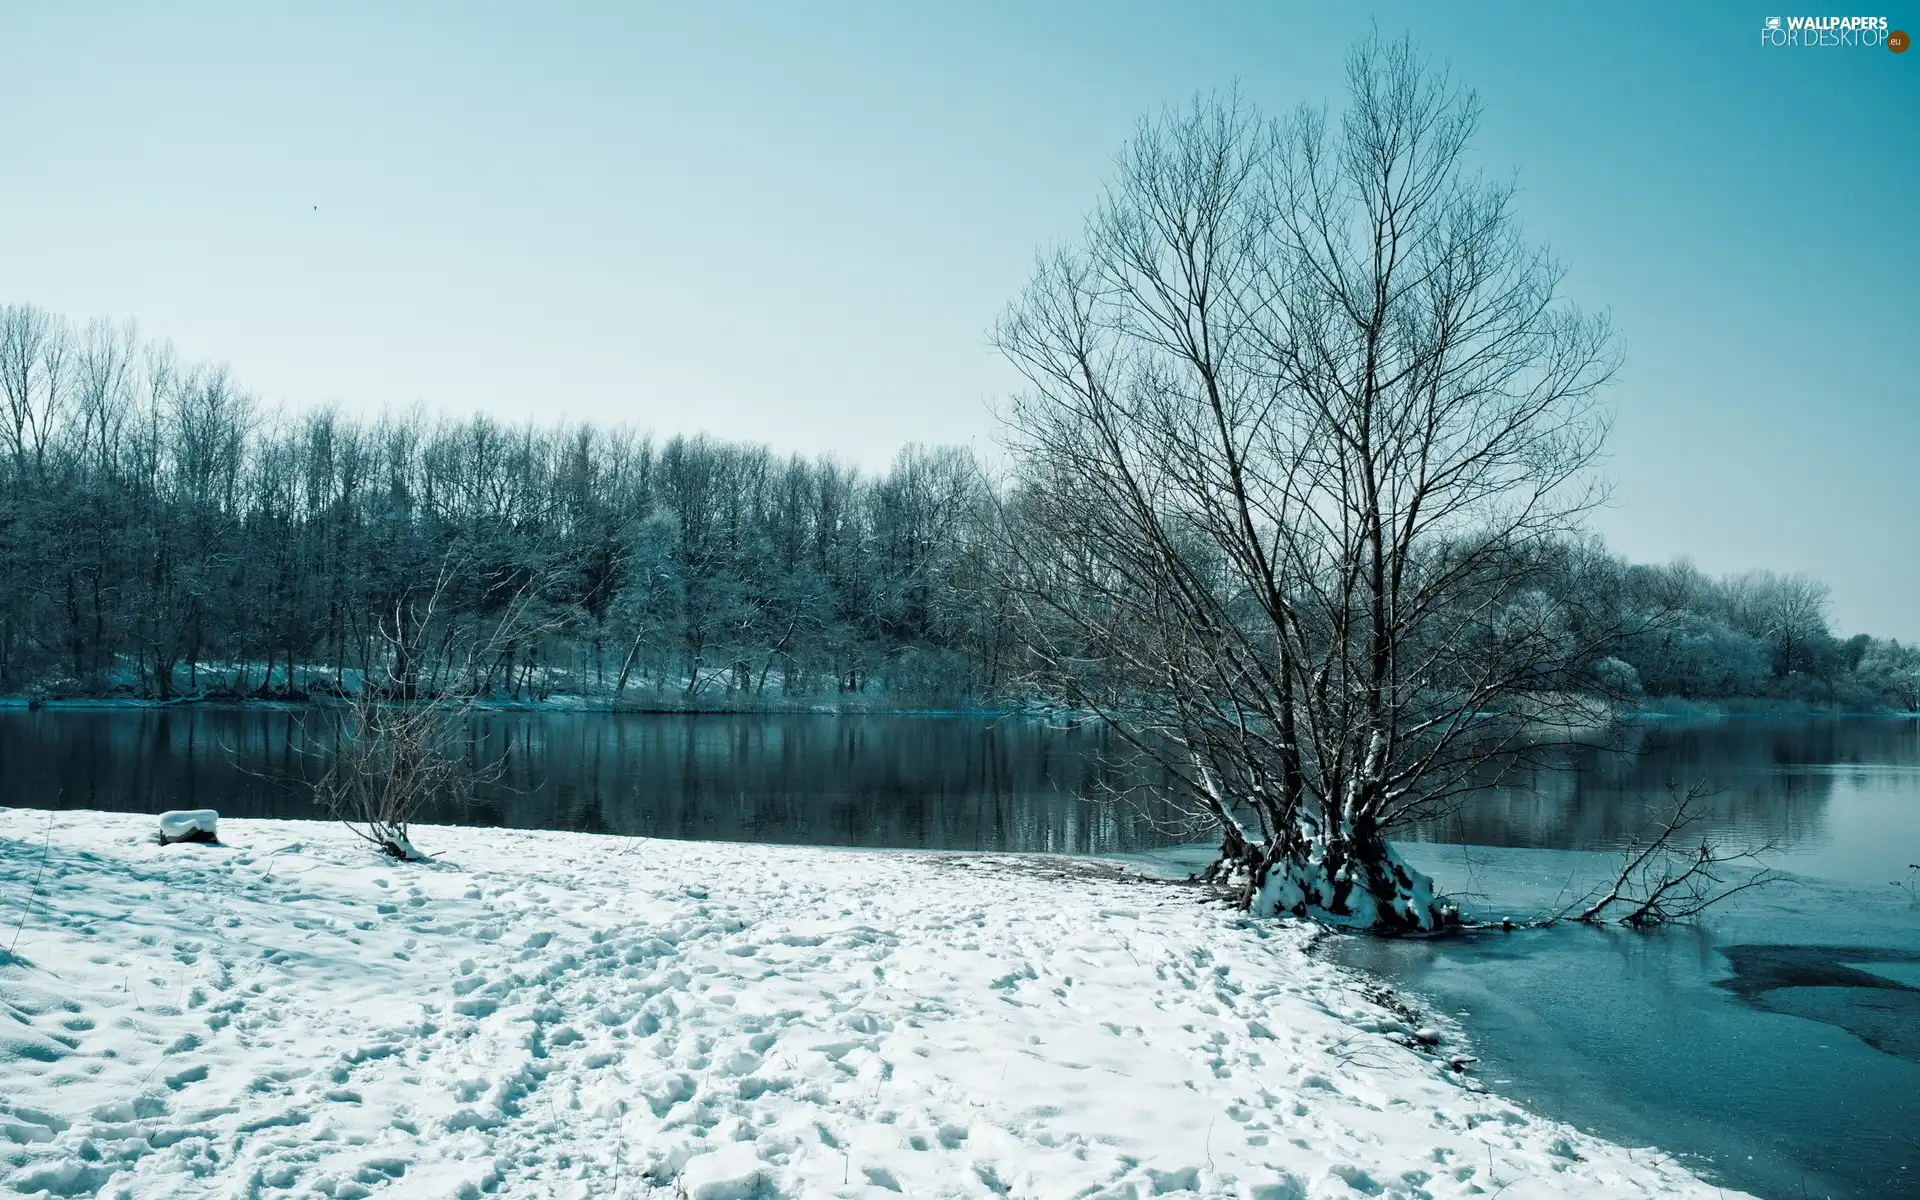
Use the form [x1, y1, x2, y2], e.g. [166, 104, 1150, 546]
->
[0, 707, 1187, 853]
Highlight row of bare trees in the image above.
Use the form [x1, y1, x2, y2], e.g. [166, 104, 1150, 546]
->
[0, 317, 1004, 705]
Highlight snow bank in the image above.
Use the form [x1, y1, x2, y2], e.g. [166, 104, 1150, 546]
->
[156, 808, 218, 843]
[0, 808, 1746, 1199]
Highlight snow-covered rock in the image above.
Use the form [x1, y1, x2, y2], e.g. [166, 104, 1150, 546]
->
[0, 807, 1751, 1199]
[679, 1142, 767, 1200]
[155, 808, 218, 844]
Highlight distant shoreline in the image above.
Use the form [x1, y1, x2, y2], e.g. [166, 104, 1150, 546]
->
[1625, 697, 1920, 719]
[1, 692, 1911, 721]
[0, 693, 1031, 719]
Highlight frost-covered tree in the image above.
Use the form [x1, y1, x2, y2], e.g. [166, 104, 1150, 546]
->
[1727, 570, 1832, 679]
[1858, 640, 1920, 711]
[0, 307, 1003, 704]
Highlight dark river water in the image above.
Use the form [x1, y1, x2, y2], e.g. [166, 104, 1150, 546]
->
[3, 707, 1917, 1198]
[0, 707, 1189, 853]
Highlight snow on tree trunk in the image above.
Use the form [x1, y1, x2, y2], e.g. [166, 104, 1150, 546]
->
[375, 826, 424, 862]
[1249, 838, 1444, 933]
[1208, 820, 1448, 933]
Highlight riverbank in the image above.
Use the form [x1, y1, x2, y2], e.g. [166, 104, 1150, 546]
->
[0, 810, 1739, 1199]
[0, 693, 1022, 718]
[1, 663, 1019, 717]
[1627, 697, 1920, 719]
[6, 688, 1911, 722]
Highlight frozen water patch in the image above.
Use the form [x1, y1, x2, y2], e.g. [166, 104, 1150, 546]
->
[1844, 960, 1920, 989]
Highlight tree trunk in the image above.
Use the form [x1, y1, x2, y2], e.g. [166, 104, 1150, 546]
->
[614, 631, 644, 698]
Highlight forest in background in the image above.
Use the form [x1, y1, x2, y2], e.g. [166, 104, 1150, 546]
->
[2, 302, 1916, 711]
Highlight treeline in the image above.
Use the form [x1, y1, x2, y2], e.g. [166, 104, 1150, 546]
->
[1, 302, 1915, 711]
[0, 305, 1008, 705]
[1518, 541, 1919, 711]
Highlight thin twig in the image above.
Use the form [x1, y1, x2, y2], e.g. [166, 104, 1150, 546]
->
[6, 807, 58, 961]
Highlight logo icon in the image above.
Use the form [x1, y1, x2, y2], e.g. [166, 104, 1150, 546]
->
[1892, 28, 1911, 51]
[1765, 16, 1782, 30]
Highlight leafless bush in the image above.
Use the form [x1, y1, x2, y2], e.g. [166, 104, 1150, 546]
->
[316, 691, 474, 861]
[313, 557, 554, 861]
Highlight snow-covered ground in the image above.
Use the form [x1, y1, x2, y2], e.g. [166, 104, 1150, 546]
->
[0, 810, 1744, 1200]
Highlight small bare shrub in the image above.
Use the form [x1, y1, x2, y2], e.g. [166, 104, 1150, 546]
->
[314, 558, 553, 861]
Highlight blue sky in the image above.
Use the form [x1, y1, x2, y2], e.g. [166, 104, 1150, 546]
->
[1, 2, 1914, 637]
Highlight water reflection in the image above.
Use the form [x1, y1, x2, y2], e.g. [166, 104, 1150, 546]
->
[10, 708, 1920, 1196]
[0, 709, 1188, 855]
[1407, 717, 1920, 883]
[6, 710, 1916, 871]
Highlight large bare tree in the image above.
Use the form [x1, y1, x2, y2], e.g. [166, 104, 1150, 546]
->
[994, 37, 1621, 931]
